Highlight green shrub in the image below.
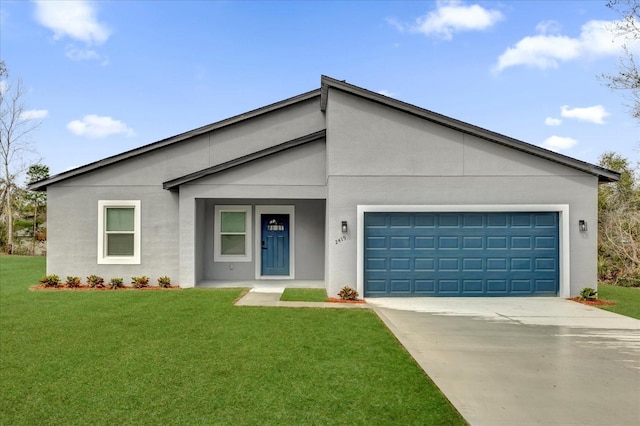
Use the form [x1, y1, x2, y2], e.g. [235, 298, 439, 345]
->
[157, 276, 171, 288]
[65, 276, 82, 288]
[338, 286, 359, 300]
[87, 275, 105, 288]
[580, 287, 598, 300]
[39, 274, 60, 288]
[131, 276, 149, 288]
[108, 277, 124, 289]
[617, 277, 640, 287]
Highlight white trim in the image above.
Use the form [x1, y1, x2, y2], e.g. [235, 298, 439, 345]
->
[357, 204, 570, 298]
[97, 200, 141, 265]
[214, 205, 252, 262]
[254, 205, 295, 280]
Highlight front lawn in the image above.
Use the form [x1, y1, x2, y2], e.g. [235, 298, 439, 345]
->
[280, 287, 328, 302]
[598, 284, 640, 319]
[0, 256, 465, 425]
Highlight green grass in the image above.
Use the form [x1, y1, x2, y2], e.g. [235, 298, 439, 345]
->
[598, 283, 640, 319]
[0, 256, 465, 425]
[280, 288, 328, 302]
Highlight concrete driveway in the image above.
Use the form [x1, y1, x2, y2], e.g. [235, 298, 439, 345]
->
[367, 298, 640, 426]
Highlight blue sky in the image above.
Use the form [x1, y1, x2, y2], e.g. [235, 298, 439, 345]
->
[1, 0, 638, 176]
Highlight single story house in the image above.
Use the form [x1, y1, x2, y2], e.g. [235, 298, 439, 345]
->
[30, 76, 619, 298]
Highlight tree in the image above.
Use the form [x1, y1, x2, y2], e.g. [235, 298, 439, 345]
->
[602, 0, 640, 121]
[0, 63, 41, 253]
[598, 152, 640, 284]
[25, 164, 49, 255]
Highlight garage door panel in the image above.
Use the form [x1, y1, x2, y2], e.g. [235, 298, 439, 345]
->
[415, 258, 435, 270]
[536, 279, 556, 292]
[534, 213, 557, 227]
[487, 237, 508, 249]
[511, 237, 532, 249]
[535, 236, 556, 249]
[366, 236, 387, 249]
[511, 279, 533, 292]
[415, 280, 436, 293]
[390, 258, 411, 271]
[463, 258, 483, 270]
[463, 237, 483, 249]
[415, 237, 435, 249]
[438, 236, 460, 249]
[364, 212, 559, 297]
[487, 279, 508, 292]
[463, 279, 483, 292]
[390, 236, 411, 249]
[390, 279, 411, 292]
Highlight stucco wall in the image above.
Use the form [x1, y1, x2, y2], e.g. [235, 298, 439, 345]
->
[197, 198, 325, 281]
[46, 185, 180, 285]
[324, 88, 599, 298]
[45, 97, 326, 286]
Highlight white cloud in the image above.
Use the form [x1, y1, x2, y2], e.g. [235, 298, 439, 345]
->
[535, 20, 561, 35]
[560, 104, 610, 124]
[540, 135, 578, 152]
[495, 19, 638, 72]
[386, 17, 405, 32]
[20, 109, 49, 120]
[377, 89, 396, 97]
[65, 45, 108, 64]
[0, 80, 7, 96]
[33, 0, 110, 45]
[545, 117, 562, 126]
[392, 1, 503, 40]
[67, 115, 134, 138]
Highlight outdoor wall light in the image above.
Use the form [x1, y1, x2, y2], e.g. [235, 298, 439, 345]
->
[342, 221, 348, 233]
[579, 220, 587, 232]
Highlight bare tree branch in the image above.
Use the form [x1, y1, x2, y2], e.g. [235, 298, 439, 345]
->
[601, 0, 640, 121]
[0, 67, 41, 254]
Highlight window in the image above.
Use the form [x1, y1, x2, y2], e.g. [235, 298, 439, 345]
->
[98, 200, 140, 264]
[214, 205, 252, 262]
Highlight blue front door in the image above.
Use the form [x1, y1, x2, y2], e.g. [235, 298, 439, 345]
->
[261, 214, 290, 276]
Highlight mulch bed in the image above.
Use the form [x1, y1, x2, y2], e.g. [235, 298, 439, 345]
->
[326, 297, 366, 304]
[30, 285, 181, 291]
[568, 297, 616, 306]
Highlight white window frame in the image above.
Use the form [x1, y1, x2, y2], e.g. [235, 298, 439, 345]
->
[97, 200, 141, 265]
[214, 205, 252, 262]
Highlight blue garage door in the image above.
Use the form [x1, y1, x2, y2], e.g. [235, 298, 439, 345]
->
[364, 212, 559, 297]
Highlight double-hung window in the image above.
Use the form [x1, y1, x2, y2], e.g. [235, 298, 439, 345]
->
[214, 205, 252, 262]
[98, 200, 141, 264]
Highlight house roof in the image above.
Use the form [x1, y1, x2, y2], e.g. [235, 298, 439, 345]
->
[28, 88, 321, 191]
[162, 130, 326, 190]
[29, 75, 619, 191]
[319, 75, 620, 183]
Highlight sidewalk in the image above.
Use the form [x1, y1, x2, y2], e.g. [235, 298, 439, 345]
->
[235, 287, 368, 309]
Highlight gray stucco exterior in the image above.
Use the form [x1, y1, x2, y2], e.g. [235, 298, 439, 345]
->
[31, 76, 618, 298]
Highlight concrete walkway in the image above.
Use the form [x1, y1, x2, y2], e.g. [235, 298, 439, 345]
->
[234, 287, 368, 309]
[368, 298, 640, 426]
